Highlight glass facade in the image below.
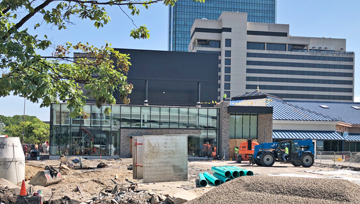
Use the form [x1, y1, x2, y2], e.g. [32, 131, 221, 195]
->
[169, 0, 276, 51]
[229, 114, 258, 139]
[50, 104, 219, 157]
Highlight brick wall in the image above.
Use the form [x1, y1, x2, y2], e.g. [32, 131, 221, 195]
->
[257, 113, 273, 143]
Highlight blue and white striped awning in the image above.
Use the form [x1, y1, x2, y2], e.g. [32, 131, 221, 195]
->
[273, 131, 344, 140]
[344, 134, 360, 142]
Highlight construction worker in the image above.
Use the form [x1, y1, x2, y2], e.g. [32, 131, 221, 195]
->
[234, 147, 239, 159]
[282, 145, 289, 162]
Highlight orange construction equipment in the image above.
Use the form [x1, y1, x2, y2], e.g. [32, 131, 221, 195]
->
[20, 180, 27, 196]
[236, 139, 259, 163]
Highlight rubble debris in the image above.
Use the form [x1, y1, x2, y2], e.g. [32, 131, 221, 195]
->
[187, 176, 360, 204]
[127, 165, 133, 170]
[92, 178, 107, 186]
[43, 196, 81, 204]
[346, 152, 360, 163]
[0, 186, 18, 204]
[97, 162, 108, 168]
[0, 178, 20, 189]
[59, 164, 71, 175]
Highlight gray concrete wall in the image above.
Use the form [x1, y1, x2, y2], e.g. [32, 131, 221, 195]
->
[216, 102, 230, 159]
[257, 113, 273, 143]
[142, 135, 188, 183]
[120, 129, 201, 158]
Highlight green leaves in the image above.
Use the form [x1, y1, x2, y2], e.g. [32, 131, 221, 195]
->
[0, 0, 205, 118]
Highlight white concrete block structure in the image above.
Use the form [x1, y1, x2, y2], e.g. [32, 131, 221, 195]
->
[189, 12, 355, 102]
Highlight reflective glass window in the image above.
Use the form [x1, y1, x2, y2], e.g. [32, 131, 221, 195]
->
[250, 114, 257, 139]
[52, 104, 61, 125]
[131, 107, 141, 128]
[102, 105, 111, 127]
[225, 83, 231, 90]
[199, 109, 208, 129]
[225, 39, 231, 47]
[242, 114, 250, 138]
[160, 107, 170, 128]
[225, 67, 231, 73]
[266, 43, 286, 51]
[208, 109, 217, 129]
[247, 42, 265, 50]
[141, 107, 150, 128]
[60, 104, 70, 125]
[224, 91, 230, 98]
[170, 108, 179, 128]
[225, 59, 231, 65]
[235, 115, 243, 139]
[225, 75, 231, 82]
[112, 106, 121, 130]
[188, 108, 198, 128]
[121, 106, 131, 127]
[150, 107, 160, 128]
[91, 105, 102, 127]
[225, 50, 231, 57]
[179, 108, 188, 128]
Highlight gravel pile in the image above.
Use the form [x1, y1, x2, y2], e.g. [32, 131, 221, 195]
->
[187, 176, 360, 204]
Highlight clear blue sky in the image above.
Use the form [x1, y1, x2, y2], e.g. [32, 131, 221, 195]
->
[0, 0, 359, 121]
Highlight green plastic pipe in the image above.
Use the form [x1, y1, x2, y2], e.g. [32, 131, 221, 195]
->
[198, 173, 208, 187]
[203, 172, 221, 186]
[211, 166, 231, 178]
[214, 166, 241, 178]
[225, 166, 254, 176]
[213, 173, 230, 183]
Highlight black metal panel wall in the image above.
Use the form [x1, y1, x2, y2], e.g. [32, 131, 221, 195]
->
[113, 49, 218, 106]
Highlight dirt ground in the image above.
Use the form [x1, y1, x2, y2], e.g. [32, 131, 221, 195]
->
[18, 159, 360, 203]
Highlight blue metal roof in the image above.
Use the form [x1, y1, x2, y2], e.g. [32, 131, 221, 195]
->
[344, 134, 360, 142]
[267, 98, 334, 121]
[273, 130, 344, 140]
[287, 101, 360, 125]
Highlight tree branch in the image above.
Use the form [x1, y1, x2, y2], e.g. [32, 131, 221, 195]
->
[1, 6, 11, 15]
[55, 0, 162, 6]
[3, 0, 53, 40]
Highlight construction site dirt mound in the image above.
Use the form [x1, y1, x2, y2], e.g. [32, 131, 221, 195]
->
[0, 186, 18, 204]
[187, 176, 360, 204]
[347, 152, 360, 163]
[25, 165, 44, 181]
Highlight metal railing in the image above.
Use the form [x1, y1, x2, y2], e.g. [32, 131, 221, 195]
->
[315, 151, 360, 167]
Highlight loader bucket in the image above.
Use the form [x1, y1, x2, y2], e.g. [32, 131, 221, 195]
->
[29, 170, 61, 186]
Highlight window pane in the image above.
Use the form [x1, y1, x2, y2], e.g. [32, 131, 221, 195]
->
[150, 107, 160, 128]
[170, 108, 179, 128]
[199, 109, 208, 128]
[224, 91, 230, 98]
[60, 104, 70, 125]
[225, 83, 230, 90]
[121, 106, 131, 127]
[243, 114, 250, 138]
[225, 67, 231, 73]
[225, 75, 231, 82]
[160, 107, 170, 128]
[267, 43, 286, 51]
[235, 115, 243, 139]
[247, 42, 265, 50]
[208, 109, 217, 129]
[225, 59, 231, 65]
[179, 108, 188, 128]
[52, 104, 61, 125]
[141, 107, 150, 128]
[207, 129, 217, 155]
[225, 50, 231, 57]
[102, 105, 111, 127]
[225, 39, 231, 47]
[188, 108, 198, 128]
[112, 105, 121, 130]
[91, 105, 101, 126]
[131, 107, 141, 128]
[229, 115, 235, 139]
[250, 114, 257, 139]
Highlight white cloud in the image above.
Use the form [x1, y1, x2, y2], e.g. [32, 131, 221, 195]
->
[355, 96, 360, 102]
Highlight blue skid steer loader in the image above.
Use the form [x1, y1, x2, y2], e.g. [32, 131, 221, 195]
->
[252, 139, 315, 168]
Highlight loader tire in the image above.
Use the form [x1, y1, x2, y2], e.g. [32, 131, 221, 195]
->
[260, 152, 275, 167]
[292, 160, 301, 167]
[254, 158, 262, 166]
[237, 155, 242, 163]
[300, 153, 314, 168]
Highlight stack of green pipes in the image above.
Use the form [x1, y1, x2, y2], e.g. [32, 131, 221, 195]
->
[198, 166, 254, 187]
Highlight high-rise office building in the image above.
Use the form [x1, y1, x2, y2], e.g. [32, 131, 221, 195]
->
[169, 0, 276, 52]
[189, 12, 355, 102]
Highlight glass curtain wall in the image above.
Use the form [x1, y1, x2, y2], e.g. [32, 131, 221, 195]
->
[229, 114, 258, 139]
[51, 104, 219, 157]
